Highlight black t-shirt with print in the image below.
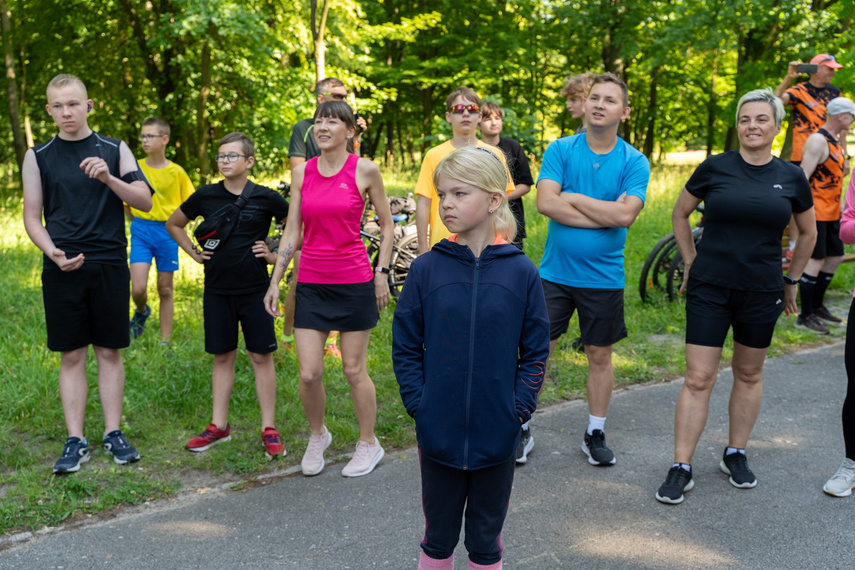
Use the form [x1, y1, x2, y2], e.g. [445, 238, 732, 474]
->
[686, 151, 813, 292]
[497, 137, 534, 240]
[179, 181, 289, 295]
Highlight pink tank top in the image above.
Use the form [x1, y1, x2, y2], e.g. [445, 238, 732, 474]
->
[298, 153, 373, 284]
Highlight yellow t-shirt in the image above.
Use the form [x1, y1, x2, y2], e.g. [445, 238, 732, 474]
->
[415, 140, 515, 247]
[131, 159, 195, 221]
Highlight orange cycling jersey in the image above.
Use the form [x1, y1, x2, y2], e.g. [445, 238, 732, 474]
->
[809, 128, 845, 221]
[785, 82, 841, 163]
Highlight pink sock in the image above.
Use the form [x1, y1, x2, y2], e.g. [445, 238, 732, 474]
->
[468, 559, 502, 570]
[418, 551, 453, 570]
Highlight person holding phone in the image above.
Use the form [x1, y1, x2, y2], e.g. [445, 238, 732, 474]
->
[774, 54, 846, 169]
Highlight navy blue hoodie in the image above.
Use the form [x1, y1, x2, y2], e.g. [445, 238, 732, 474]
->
[392, 238, 550, 470]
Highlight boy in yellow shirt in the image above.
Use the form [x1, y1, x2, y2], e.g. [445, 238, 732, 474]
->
[127, 117, 194, 343]
[415, 87, 515, 254]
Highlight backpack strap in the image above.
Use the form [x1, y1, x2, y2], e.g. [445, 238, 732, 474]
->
[233, 180, 257, 210]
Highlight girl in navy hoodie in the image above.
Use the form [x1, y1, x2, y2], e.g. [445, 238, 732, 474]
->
[393, 146, 550, 569]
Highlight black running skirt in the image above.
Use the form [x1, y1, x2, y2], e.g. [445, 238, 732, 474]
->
[294, 280, 379, 332]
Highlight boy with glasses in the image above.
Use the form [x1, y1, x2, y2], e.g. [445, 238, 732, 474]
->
[415, 87, 515, 254]
[127, 117, 194, 343]
[166, 133, 290, 460]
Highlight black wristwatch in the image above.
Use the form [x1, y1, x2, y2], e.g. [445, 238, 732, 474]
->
[783, 274, 798, 286]
[375, 266, 390, 274]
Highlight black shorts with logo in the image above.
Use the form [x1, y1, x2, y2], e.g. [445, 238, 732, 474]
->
[541, 279, 627, 347]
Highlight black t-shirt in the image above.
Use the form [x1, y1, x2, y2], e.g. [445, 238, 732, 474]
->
[288, 118, 321, 161]
[179, 181, 289, 295]
[686, 151, 813, 291]
[34, 133, 131, 265]
[496, 137, 534, 240]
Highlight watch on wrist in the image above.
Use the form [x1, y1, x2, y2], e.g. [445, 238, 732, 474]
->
[783, 274, 798, 285]
[375, 266, 390, 274]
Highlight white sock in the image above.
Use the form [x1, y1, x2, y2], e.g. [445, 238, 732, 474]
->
[725, 447, 745, 456]
[521, 421, 530, 431]
[587, 414, 606, 435]
[788, 240, 796, 251]
[672, 462, 691, 473]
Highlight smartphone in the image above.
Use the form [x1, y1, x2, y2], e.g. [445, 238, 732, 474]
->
[796, 63, 818, 74]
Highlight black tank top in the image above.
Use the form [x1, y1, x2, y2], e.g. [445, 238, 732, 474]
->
[34, 132, 126, 264]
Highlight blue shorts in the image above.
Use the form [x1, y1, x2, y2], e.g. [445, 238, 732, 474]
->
[129, 218, 179, 272]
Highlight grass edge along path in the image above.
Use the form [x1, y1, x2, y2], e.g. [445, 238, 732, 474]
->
[1, 163, 852, 536]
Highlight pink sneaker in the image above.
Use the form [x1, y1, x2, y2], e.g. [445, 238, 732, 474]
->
[341, 437, 384, 477]
[262, 427, 286, 460]
[301, 426, 332, 476]
[186, 423, 230, 452]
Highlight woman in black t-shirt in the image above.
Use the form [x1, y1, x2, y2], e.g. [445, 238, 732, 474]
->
[655, 89, 817, 505]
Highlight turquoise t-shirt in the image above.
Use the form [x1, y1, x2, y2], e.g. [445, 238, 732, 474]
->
[537, 134, 650, 289]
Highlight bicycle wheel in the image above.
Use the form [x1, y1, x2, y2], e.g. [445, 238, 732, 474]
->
[388, 233, 419, 297]
[639, 231, 676, 302]
[665, 228, 703, 301]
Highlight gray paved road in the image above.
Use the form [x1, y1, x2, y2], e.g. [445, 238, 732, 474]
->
[1, 343, 851, 569]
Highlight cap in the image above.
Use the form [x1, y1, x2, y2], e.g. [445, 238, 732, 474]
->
[810, 54, 844, 69]
[826, 97, 855, 116]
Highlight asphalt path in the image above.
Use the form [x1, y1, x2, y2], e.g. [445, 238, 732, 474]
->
[1, 342, 852, 569]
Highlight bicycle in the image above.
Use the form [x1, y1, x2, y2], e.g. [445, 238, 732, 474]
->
[360, 195, 418, 297]
[638, 205, 704, 302]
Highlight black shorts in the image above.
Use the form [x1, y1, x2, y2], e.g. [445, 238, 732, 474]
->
[42, 262, 130, 352]
[811, 220, 844, 260]
[203, 289, 277, 355]
[541, 279, 627, 347]
[294, 281, 379, 332]
[685, 279, 784, 349]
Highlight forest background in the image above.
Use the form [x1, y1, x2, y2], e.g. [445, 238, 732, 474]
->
[1, 0, 854, 182]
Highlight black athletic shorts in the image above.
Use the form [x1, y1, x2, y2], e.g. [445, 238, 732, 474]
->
[811, 220, 844, 260]
[294, 281, 379, 332]
[541, 279, 627, 347]
[685, 279, 784, 349]
[203, 289, 277, 355]
[42, 262, 130, 352]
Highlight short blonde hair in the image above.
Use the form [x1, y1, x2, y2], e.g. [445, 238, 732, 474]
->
[433, 146, 517, 243]
[560, 72, 596, 101]
[47, 74, 87, 100]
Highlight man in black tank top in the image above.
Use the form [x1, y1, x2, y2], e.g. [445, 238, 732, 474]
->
[21, 74, 153, 474]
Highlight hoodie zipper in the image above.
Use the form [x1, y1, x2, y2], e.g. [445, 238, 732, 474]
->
[462, 255, 481, 470]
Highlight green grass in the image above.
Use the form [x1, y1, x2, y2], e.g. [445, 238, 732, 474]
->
[1, 162, 851, 535]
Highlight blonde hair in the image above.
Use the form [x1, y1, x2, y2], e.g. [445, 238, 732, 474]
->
[47, 74, 87, 100]
[433, 146, 517, 243]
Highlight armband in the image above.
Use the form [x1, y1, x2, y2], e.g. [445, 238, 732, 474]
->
[122, 169, 154, 194]
[783, 274, 798, 286]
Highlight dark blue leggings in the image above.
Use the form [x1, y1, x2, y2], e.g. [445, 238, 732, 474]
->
[843, 299, 855, 459]
[419, 454, 515, 565]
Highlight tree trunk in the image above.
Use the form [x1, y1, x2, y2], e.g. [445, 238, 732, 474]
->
[642, 66, 660, 160]
[196, 35, 212, 183]
[706, 54, 718, 158]
[310, 0, 331, 81]
[1, 0, 26, 168]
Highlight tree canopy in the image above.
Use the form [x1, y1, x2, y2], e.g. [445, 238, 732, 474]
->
[1, 0, 853, 181]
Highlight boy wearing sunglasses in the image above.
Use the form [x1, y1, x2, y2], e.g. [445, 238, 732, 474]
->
[415, 87, 515, 254]
[127, 117, 195, 343]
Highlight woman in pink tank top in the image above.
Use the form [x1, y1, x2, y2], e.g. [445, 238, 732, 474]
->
[265, 101, 394, 478]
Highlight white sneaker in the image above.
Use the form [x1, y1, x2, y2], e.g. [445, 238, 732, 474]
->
[341, 437, 384, 477]
[301, 426, 332, 476]
[823, 458, 855, 497]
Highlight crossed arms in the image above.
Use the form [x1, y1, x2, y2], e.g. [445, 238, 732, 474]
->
[536, 178, 644, 229]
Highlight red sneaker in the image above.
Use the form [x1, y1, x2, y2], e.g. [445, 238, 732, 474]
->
[186, 423, 231, 452]
[324, 342, 342, 359]
[262, 427, 286, 459]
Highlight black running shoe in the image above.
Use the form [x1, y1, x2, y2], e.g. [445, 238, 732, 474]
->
[103, 430, 141, 465]
[129, 305, 151, 339]
[655, 465, 694, 504]
[813, 306, 843, 324]
[720, 449, 757, 488]
[515, 427, 534, 465]
[582, 430, 616, 466]
[53, 437, 90, 474]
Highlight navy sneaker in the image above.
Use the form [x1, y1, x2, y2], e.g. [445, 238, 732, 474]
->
[515, 427, 534, 465]
[129, 305, 152, 339]
[53, 437, 90, 474]
[582, 429, 616, 466]
[103, 430, 141, 465]
[720, 449, 757, 488]
[655, 465, 694, 504]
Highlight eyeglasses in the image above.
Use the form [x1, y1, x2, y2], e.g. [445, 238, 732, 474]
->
[820, 55, 837, 64]
[449, 104, 480, 114]
[139, 134, 165, 141]
[214, 153, 248, 163]
[319, 92, 347, 100]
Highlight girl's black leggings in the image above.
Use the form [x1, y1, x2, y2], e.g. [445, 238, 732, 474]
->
[843, 298, 855, 459]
